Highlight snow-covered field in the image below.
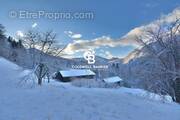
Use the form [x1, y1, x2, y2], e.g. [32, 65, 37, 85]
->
[0, 57, 179, 120]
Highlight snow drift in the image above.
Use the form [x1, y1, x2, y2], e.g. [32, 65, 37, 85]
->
[0, 57, 180, 120]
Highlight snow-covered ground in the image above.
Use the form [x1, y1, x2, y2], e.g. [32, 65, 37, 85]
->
[0, 57, 179, 120]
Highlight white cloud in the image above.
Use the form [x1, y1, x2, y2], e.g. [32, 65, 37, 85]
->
[64, 31, 82, 39]
[71, 34, 82, 39]
[63, 35, 138, 55]
[124, 7, 180, 39]
[32, 23, 38, 28]
[63, 7, 180, 56]
[64, 31, 73, 36]
[105, 51, 114, 59]
[16, 30, 24, 38]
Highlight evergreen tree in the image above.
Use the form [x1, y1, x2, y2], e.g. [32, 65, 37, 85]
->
[0, 24, 5, 39]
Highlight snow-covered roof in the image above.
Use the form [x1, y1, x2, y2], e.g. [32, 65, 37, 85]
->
[59, 69, 95, 77]
[103, 76, 123, 83]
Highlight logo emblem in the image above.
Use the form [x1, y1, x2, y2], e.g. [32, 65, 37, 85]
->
[83, 49, 95, 64]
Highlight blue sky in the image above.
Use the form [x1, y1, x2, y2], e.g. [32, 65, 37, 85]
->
[0, 0, 179, 58]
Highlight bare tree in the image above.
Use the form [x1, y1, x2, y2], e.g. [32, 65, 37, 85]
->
[23, 30, 40, 67]
[136, 18, 180, 101]
[24, 30, 40, 49]
[23, 30, 66, 86]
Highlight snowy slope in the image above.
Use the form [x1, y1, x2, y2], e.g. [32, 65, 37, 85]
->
[0, 57, 179, 120]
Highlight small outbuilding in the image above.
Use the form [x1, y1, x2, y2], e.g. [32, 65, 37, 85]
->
[103, 76, 123, 86]
[54, 69, 95, 82]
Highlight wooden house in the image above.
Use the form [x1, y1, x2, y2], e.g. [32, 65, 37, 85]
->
[54, 69, 95, 82]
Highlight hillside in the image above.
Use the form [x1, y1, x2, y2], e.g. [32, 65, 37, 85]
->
[0, 57, 179, 120]
[0, 38, 110, 75]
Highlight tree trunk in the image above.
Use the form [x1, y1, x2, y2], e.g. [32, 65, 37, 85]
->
[38, 78, 42, 85]
[37, 64, 43, 85]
